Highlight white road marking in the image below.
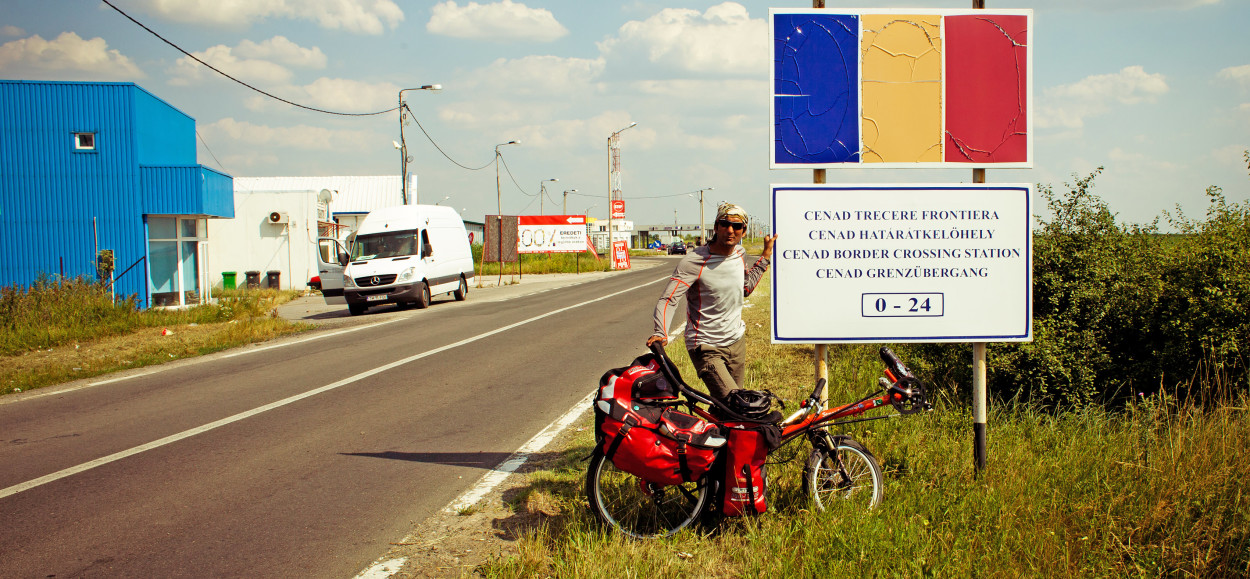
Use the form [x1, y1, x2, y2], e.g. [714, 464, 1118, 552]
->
[4, 319, 402, 405]
[352, 557, 407, 579]
[444, 391, 594, 514]
[0, 276, 668, 500]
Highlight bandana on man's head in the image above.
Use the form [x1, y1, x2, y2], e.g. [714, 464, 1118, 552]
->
[715, 202, 748, 225]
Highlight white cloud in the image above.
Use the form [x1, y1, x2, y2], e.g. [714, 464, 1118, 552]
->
[1218, 64, 1250, 90]
[427, 0, 568, 42]
[1235, 102, 1250, 124]
[168, 37, 325, 87]
[1210, 143, 1249, 167]
[169, 43, 295, 86]
[234, 36, 326, 69]
[464, 55, 604, 96]
[238, 77, 399, 114]
[598, 2, 767, 78]
[0, 32, 144, 80]
[141, 0, 403, 35]
[2, 25, 25, 36]
[202, 117, 374, 151]
[1036, 65, 1169, 129]
[297, 77, 399, 112]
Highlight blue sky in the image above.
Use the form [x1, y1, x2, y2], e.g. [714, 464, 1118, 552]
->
[2, 0, 1247, 228]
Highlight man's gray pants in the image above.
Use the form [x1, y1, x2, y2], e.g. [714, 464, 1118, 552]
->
[688, 335, 746, 401]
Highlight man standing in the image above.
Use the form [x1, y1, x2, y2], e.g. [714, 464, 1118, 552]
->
[647, 202, 777, 400]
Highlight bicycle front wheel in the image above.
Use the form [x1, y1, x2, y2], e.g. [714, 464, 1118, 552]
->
[803, 438, 883, 511]
[585, 450, 709, 539]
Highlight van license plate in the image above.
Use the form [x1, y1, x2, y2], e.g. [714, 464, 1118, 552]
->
[366, 295, 387, 302]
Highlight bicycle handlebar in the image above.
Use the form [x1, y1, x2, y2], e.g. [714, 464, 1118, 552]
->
[879, 346, 914, 380]
[647, 342, 758, 422]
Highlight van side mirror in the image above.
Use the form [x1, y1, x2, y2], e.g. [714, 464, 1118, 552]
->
[337, 251, 349, 266]
[421, 243, 433, 258]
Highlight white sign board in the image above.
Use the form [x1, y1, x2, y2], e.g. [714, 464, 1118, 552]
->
[517, 215, 589, 254]
[772, 184, 1033, 343]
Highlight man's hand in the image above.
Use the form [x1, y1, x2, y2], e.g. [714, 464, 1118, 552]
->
[646, 334, 668, 348]
[761, 234, 778, 259]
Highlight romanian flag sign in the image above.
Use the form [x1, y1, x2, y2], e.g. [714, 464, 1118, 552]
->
[770, 9, 1033, 168]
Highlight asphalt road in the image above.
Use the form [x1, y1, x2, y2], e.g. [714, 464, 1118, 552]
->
[0, 258, 677, 578]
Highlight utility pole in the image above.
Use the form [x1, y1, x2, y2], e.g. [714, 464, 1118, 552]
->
[397, 84, 440, 205]
[607, 122, 636, 267]
[539, 178, 558, 215]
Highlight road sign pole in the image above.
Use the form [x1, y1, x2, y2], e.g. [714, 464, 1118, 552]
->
[972, 0, 988, 476]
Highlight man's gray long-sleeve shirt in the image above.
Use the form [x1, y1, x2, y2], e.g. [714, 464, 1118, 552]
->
[652, 245, 770, 348]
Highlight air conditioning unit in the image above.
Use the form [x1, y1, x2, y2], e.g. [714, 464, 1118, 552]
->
[268, 211, 289, 224]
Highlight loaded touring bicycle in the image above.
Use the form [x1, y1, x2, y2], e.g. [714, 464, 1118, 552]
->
[587, 343, 931, 538]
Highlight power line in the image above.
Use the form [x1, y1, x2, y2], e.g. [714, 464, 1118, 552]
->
[195, 130, 229, 173]
[403, 104, 495, 171]
[101, 0, 396, 117]
[497, 154, 531, 196]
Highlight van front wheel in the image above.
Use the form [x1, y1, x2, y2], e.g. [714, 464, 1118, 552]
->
[348, 304, 366, 316]
[415, 281, 431, 309]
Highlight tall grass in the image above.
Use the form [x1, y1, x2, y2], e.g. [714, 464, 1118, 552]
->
[478, 275, 1250, 578]
[0, 277, 308, 393]
[472, 245, 613, 276]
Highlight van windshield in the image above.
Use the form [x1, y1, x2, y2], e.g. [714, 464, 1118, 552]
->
[350, 229, 419, 260]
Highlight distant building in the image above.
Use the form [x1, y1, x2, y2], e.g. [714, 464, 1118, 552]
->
[588, 218, 634, 251]
[209, 176, 482, 290]
[0, 80, 233, 307]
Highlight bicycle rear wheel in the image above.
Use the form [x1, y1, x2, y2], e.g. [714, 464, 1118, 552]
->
[585, 450, 709, 538]
[802, 438, 883, 511]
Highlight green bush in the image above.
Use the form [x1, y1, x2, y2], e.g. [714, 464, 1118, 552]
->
[911, 165, 1250, 408]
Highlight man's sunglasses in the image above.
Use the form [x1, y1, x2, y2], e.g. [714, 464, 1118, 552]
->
[716, 220, 745, 231]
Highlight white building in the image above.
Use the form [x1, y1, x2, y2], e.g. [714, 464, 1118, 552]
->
[206, 176, 416, 290]
[588, 218, 633, 252]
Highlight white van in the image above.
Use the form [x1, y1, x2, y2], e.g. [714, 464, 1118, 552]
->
[338, 205, 475, 316]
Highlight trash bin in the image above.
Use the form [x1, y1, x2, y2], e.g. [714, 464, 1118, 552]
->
[245, 270, 261, 289]
[266, 270, 281, 289]
[222, 271, 237, 290]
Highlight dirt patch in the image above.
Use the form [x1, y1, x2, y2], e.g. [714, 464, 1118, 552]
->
[373, 425, 591, 578]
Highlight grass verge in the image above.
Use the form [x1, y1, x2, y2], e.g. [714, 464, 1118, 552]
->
[472, 275, 1250, 578]
[1, 280, 310, 395]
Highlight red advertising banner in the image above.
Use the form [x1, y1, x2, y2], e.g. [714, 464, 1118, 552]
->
[612, 240, 631, 270]
[516, 215, 589, 254]
[610, 199, 626, 219]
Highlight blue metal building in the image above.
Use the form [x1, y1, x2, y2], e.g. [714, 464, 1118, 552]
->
[0, 80, 234, 307]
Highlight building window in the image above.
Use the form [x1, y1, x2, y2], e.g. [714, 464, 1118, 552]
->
[149, 216, 208, 307]
[74, 132, 96, 151]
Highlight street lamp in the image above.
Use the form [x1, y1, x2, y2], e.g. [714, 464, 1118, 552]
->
[698, 187, 712, 245]
[563, 189, 577, 214]
[685, 187, 712, 245]
[539, 178, 558, 215]
[435, 195, 450, 205]
[607, 121, 637, 268]
[397, 84, 441, 205]
[494, 140, 520, 215]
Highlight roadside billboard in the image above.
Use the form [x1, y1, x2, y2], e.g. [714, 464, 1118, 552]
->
[517, 215, 590, 254]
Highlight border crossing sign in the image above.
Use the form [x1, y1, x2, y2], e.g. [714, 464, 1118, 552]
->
[771, 184, 1033, 343]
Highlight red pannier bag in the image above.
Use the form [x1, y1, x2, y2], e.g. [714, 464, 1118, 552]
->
[718, 423, 781, 516]
[594, 354, 726, 486]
